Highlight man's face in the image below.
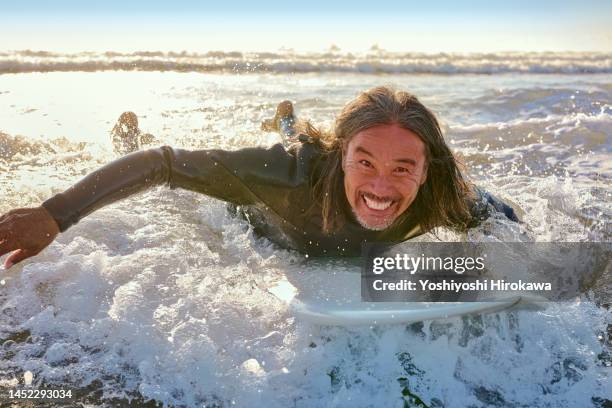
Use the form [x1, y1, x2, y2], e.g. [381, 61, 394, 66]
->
[342, 123, 428, 231]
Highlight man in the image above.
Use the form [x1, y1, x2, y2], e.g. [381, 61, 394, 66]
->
[0, 86, 517, 268]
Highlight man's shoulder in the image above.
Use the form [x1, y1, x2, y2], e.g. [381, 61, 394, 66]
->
[285, 136, 326, 158]
[282, 137, 328, 176]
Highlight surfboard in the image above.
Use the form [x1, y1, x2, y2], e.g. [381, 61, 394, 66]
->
[267, 268, 527, 326]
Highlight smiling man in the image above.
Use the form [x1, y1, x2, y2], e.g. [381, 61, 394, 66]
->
[0, 86, 518, 266]
[342, 124, 428, 231]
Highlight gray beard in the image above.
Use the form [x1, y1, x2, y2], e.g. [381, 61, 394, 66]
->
[352, 208, 395, 231]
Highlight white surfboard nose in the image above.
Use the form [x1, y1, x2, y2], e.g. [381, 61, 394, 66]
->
[276, 268, 535, 326]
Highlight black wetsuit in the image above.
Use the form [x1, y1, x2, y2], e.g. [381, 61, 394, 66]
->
[42, 140, 518, 257]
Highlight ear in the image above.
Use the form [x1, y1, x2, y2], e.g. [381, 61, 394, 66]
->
[419, 161, 428, 186]
[341, 144, 348, 171]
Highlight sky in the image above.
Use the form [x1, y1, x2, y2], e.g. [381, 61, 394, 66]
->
[1, 0, 611, 53]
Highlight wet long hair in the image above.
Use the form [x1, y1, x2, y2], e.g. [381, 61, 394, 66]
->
[305, 86, 474, 234]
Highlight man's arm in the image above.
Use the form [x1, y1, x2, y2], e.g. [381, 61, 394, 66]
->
[468, 186, 520, 225]
[42, 146, 256, 231]
[1, 143, 305, 267]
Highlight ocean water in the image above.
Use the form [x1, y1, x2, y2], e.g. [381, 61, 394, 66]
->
[0, 52, 610, 407]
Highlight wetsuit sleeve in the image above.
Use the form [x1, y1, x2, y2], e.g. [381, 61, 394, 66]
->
[41, 144, 303, 232]
[468, 186, 520, 225]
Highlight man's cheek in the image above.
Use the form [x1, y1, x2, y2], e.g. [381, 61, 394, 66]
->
[398, 178, 420, 194]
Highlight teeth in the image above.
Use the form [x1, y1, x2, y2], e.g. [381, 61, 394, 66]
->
[363, 195, 393, 211]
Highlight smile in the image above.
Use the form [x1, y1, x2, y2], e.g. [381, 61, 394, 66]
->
[361, 193, 397, 211]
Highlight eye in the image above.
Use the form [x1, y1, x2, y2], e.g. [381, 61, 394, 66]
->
[359, 159, 373, 168]
[394, 167, 411, 175]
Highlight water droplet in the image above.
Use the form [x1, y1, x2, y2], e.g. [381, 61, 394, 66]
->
[0, 279, 5, 285]
[24, 371, 33, 386]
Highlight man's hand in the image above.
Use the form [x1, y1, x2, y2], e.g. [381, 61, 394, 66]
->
[0, 206, 60, 269]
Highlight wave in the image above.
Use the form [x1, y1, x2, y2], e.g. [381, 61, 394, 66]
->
[1, 50, 611, 75]
[0, 132, 90, 160]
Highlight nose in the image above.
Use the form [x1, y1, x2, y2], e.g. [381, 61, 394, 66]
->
[368, 175, 395, 197]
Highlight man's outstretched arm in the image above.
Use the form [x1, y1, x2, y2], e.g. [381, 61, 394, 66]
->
[41, 148, 177, 232]
[0, 143, 298, 268]
[468, 185, 520, 225]
[0, 147, 187, 268]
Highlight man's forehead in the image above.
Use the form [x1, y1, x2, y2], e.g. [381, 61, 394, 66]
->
[347, 125, 425, 159]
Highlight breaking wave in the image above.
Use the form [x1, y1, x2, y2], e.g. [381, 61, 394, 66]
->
[1, 50, 611, 75]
